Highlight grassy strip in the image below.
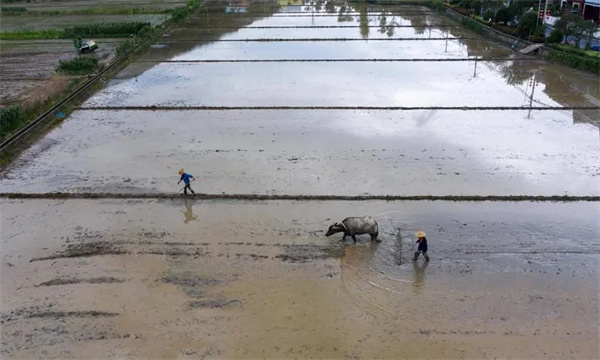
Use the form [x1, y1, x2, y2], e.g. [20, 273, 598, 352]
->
[0, 28, 63, 39]
[0, 22, 151, 40]
[547, 50, 600, 74]
[1, 7, 175, 16]
[550, 43, 600, 59]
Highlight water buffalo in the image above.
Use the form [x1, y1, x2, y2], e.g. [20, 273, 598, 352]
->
[325, 216, 380, 243]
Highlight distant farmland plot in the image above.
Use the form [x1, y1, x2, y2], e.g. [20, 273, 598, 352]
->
[0, 14, 169, 31]
[0, 0, 187, 11]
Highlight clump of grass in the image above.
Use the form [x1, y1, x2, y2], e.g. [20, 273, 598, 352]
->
[57, 56, 98, 75]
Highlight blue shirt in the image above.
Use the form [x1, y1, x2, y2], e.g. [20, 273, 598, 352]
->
[416, 237, 428, 252]
[180, 173, 194, 184]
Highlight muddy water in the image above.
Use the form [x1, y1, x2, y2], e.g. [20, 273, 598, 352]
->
[1, 199, 598, 358]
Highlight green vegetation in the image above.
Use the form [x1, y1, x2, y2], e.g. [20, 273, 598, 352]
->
[0, 29, 63, 40]
[0, 22, 151, 40]
[57, 56, 98, 75]
[547, 49, 600, 74]
[0, 104, 24, 141]
[0, 6, 26, 12]
[460, 16, 485, 35]
[550, 43, 600, 59]
[546, 28, 564, 44]
[517, 11, 542, 37]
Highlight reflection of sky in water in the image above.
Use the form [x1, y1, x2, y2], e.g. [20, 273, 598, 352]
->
[330, 109, 598, 189]
[86, 61, 569, 108]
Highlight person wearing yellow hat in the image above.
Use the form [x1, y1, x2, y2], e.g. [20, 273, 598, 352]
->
[413, 231, 430, 262]
[177, 168, 196, 195]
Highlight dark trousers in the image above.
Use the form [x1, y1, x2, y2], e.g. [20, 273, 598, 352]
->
[413, 250, 430, 261]
[184, 183, 195, 195]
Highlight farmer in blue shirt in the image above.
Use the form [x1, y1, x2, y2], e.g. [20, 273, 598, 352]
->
[413, 231, 430, 262]
[177, 168, 196, 195]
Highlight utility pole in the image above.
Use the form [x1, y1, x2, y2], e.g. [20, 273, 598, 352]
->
[444, 31, 449, 53]
[542, 0, 549, 25]
[528, 74, 538, 119]
[473, 56, 479, 78]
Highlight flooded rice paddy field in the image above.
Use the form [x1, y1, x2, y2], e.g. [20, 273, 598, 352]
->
[1, 199, 598, 359]
[1, 3, 599, 359]
[1, 109, 598, 196]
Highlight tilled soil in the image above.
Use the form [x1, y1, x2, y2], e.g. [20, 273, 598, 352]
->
[1, 199, 598, 359]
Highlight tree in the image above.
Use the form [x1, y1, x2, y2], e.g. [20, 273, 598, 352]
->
[495, 7, 514, 25]
[517, 11, 539, 37]
[546, 27, 564, 43]
[557, 14, 599, 47]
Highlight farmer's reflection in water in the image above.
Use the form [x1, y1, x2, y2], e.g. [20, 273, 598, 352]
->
[412, 260, 429, 293]
[181, 198, 198, 224]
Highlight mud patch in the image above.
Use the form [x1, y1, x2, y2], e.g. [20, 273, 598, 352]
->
[275, 244, 345, 263]
[36, 277, 125, 287]
[188, 299, 240, 309]
[30, 241, 127, 262]
[1, 307, 118, 323]
[161, 274, 223, 298]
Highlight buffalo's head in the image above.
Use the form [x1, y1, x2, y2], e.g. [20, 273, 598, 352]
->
[325, 223, 344, 237]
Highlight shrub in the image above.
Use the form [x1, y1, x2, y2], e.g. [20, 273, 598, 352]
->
[431, 0, 444, 11]
[517, 11, 538, 37]
[115, 39, 134, 57]
[461, 17, 485, 34]
[495, 7, 513, 24]
[483, 9, 494, 21]
[0, 104, 24, 139]
[492, 23, 519, 36]
[57, 56, 98, 75]
[546, 28, 564, 44]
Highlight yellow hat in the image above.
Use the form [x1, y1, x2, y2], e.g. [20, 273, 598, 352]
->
[415, 231, 426, 238]
[178, 168, 184, 175]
